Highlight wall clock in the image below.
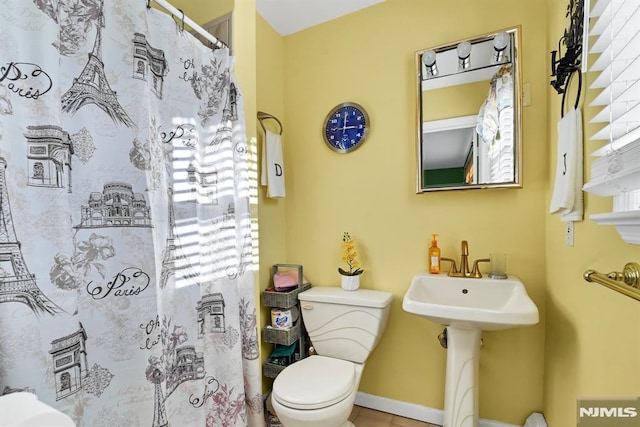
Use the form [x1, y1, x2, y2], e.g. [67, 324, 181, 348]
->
[323, 102, 370, 153]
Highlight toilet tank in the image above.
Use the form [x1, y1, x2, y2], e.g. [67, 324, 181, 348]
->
[298, 287, 392, 363]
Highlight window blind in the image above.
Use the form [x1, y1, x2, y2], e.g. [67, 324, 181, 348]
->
[589, 0, 640, 144]
[583, 0, 640, 244]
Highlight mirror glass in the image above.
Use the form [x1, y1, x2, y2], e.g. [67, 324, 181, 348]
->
[416, 27, 522, 192]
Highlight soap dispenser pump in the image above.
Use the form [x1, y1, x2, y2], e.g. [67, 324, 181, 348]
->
[429, 234, 441, 274]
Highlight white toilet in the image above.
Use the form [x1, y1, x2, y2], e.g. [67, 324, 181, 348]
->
[0, 392, 76, 426]
[271, 287, 392, 427]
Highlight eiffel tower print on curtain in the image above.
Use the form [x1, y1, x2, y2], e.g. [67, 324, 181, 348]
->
[159, 188, 202, 289]
[0, 158, 59, 315]
[61, 2, 134, 128]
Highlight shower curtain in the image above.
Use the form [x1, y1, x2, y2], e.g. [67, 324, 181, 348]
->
[0, 0, 264, 426]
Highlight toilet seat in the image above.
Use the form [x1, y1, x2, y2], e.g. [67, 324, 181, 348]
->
[272, 355, 356, 410]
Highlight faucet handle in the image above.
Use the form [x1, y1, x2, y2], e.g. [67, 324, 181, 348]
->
[471, 258, 490, 278]
[441, 257, 459, 275]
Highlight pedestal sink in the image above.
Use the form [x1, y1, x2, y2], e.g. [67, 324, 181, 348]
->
[402, 273, 538, 427]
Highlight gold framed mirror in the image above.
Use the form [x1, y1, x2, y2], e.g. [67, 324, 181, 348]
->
[416, 26, 522, 192]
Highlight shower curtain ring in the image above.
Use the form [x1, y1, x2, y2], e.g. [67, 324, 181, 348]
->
[171, 9, 185, 32]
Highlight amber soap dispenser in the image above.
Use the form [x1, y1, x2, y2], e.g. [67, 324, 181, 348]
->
[428, 234, 441, 274]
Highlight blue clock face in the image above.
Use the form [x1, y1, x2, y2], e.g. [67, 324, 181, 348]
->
[323, 102, 370, 153]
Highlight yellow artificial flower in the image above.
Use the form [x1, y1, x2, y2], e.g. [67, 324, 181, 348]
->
[339, 232, 363, 276]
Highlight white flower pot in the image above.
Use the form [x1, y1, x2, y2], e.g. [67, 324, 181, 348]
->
[341, 274, 360, 291]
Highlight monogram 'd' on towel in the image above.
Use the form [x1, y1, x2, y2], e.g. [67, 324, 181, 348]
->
[261, 129, 286, 198]
[549, 107, 583, 221]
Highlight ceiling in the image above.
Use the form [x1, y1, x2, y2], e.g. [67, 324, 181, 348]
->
[255, 0, 386, 36]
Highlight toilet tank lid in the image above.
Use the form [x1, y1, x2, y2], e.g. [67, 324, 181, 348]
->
[298, 287, 392, 308]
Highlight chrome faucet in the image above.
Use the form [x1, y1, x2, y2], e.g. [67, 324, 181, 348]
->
[442, 240, 489, 278]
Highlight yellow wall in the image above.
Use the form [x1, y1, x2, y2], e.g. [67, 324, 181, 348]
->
[255, 13, 286, 306]
[277, 0, 547, 424]
[255, 14, 287, 388]
[543, 0, 640, 425]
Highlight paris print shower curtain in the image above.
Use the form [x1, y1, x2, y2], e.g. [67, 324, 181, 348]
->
[0, 0, 264, 425]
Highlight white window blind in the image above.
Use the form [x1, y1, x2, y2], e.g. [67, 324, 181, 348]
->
[583, 0, 640, 244]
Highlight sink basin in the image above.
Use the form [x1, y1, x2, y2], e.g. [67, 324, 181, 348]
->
[402, 272, 539, 331]
[403, 273, 539, 427]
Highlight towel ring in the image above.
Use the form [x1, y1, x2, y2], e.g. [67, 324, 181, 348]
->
[561, 69, 582, 118]
[257, 111, 283, 135]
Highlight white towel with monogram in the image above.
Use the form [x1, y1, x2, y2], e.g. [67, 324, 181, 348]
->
[261, 129, 286, 198]
[549, 107, 583, 221]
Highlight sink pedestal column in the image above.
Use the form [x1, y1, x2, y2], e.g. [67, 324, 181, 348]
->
[443, 327, 481, 427]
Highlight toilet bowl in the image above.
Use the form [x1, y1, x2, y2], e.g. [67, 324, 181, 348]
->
[272, 356, 363, 427]
[0, 392, 75, 427]
[271, 287, 392, 427]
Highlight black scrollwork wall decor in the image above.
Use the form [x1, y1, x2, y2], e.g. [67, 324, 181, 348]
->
[550, 0, 585, 112]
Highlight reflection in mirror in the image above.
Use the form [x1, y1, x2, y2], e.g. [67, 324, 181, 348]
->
[416, 27, 522, 192]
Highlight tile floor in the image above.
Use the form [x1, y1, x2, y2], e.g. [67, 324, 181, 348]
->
[349, 406, 441, 427]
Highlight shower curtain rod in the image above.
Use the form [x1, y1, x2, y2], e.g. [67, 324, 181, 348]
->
[150, 0, 226, 49]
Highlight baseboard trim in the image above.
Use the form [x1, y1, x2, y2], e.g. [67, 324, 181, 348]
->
[355, 392, 520, 427]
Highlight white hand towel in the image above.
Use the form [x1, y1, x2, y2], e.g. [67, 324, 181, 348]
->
[561, 107, 583, 222]
[261, 129, 286, 198]
[549, 107, 583, 221]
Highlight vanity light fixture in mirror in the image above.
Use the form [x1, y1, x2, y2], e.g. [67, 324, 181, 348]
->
[415, 26, 522, 192]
